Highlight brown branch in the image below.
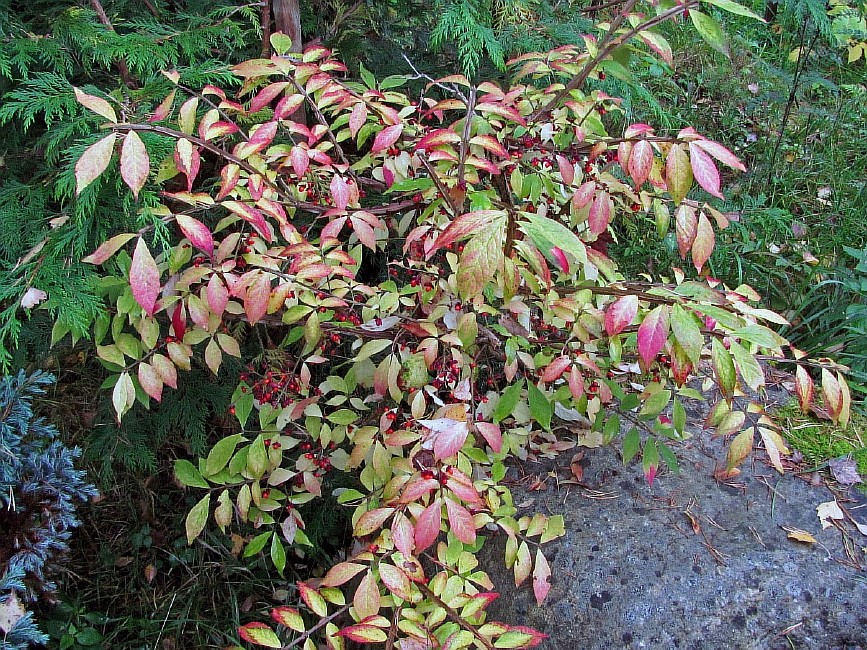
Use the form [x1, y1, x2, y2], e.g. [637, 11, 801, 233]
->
[456, 86, 477, 193]
[279, 603, 350, 650]
[416, 152, 462, 216]
[415, 582, 496, 650]
[260, 0, 272, 57]
[528, 0, 698, 123]
[88, 0, 138, 89]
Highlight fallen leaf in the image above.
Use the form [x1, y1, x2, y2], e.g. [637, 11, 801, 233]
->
[816, 500, 845, 529]
[783, 527, 816, 544]
[0, 591, 26, 634]
[20, 287, 47, 309]
[829, 457, 862, 485]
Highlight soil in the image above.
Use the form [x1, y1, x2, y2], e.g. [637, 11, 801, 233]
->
[481, 391, 867, 650]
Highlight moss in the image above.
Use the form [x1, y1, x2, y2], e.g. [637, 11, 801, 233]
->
[776, 401, 867, 476]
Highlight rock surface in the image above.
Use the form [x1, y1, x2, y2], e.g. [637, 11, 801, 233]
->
[482, 433, 867, 649]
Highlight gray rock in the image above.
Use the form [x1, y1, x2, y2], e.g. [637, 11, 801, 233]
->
[482, 436, 867, 650]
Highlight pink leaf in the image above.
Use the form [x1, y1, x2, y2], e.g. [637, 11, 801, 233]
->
[207, 273, 229, 317]
[244, 273, 271, 324]
[73, 87, 117, 123]
[175, 215, 214, 257]
[692, 213, 715, 273]
[637, 305, 670, 367]
[588, 192, 611, 235]
[550, 246, 569, 273]
[249, 82, 291, 114]
[138, 362, 163, 402]
[475, 422, 503, 453]
[532, 549, 552, 606]
[82, 233, 136, 265]
[571, 181, 596, 210]
[151, 353, 177, 389]
[556, 155, 574, 185]
[418, 417, 469, 460]
[391, 511, 415, 556]
[289, 146, 309, 177]
[414, 499, 442, 552]
[120, 131, 149, 198]
[330, 175, 350, 211]
[617, 141, 633, 172]
[604, 294, 639, 336]
[130, 238, 161, 316]
[148, 90, 176, 123]
[416, 128, 461, 151]
[694, 139, 746, 171]
[75, 133, 117, 195]
[688, 142, 722, 198]
[371, 124, 403, 154]
[445, 498, 476, 544]
[628, 139, 653, 187]
[568, 366, 585, 400]
[349, 102, 368, 139]
[645, 463, 657, 487]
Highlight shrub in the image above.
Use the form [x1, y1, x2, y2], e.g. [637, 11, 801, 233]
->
[64, 3, 852, 647]
[0, 371, 97, 649]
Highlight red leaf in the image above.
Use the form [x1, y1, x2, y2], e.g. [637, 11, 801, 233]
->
[444, 467, 483, 505]
[120, 131, 149, 198]
[238, 622, 281, 648]
[470, 134, 510, 159]
[321, 562, 367, 587]
[371, 124, 403, 154]
[75, 133, 117, 195]
[604, 294, 639, 336]
[244, 272, 271, 324]
[688, 142, 722, 198]
[556, 155, 574, 185]
[249, 82, 291, 114]
[417, 128, 461, 151]
[400, 477, 440, 503]
[82, 233, 136, 265]
[692, 213, 715, 273]
[588, 192, 611, 236]
[175, 215, 214, 257]
[550, 246, 569, 273]
[349, 102, 367, 139]
[795, 365, 814, 414]
[532, 549, 552, 606]
[821, 368, 843, 422]
[568, 366, 585, 400]
[475, 422, 503, 453]
[217, 164, 240, 200]
[418, 417, 469, 460]
[571, 181, 596, 210]
[354, 507, 395, 536]
[675, 204, 697, 257]
[330, 175, 350, 211]
[171, 302, 186, 338]
[540, 356, 572, 383]
[445, 498, 476, 544]
[414, 499, 442, 552]
[174, 139, 200, 191]
[628, 139, 653, 187]
[130, 238, 161, 316]
[148, 90, 176, 123]
[637, 305, 670, 367]
[428, 210, 504, 256]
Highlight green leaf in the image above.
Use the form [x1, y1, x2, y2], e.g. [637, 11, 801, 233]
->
[672, 399, 686, 435]
[327, 409, 359, 425]
[690, 10, 730, 58]
[729, 341, 765, 391]
[641, 389, 671, 418]
[703, 0, 765, 21]
[527, 382, 553, 431]
[239, 622, 282, 648]
[244, 531, 272, 557]
[457, 217, 506, 300]
[642, 438, 659, 472]
[247, 435, 268, 478]
[603, 413, 621, 444]
[233, 390, 254, 428]
[623, 427, 640, 463]
[174, 459, 210, 488]
[270, 32, 293, 55]
[732, 324, 786, 349]
[658, 442, 680, 474]
[270, 533, 286, 576]
[206, 434, 243, 476]
[670, 304, 703, 365]
[712, 338, 737, 400]
[493, 381, 523, 423]
[520, 212, 588, 269]
[185, 494, 210, 544]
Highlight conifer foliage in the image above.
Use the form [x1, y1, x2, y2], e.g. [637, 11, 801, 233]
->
[0, 371, 96, 649]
